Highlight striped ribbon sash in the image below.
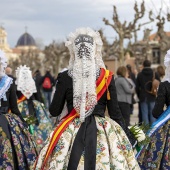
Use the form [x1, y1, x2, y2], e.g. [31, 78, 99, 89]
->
[17, 95, 27, 104]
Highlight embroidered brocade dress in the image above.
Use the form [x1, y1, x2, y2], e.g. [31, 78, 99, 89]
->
[35, 70, 140, 170]
[137, 81, 170, 170]
[0, 75, 37, 170]
[17, 91, 53, 152]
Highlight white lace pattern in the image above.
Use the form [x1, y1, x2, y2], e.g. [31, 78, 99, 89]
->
[0, 75, 13, 101]
[0, 50, 8, 78]
[15, 65, 37, 99]
[162, 50, 170, 83]
[65, 27, 105, 122]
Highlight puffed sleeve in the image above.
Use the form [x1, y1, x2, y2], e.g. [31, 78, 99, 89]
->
[9, 83, 21, 115]
[152, 82, 166, 118]
[49, 73, 66, 116]
[107, 76, 136, 146]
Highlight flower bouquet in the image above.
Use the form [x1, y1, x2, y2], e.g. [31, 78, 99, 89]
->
[129, 123, 150, 152]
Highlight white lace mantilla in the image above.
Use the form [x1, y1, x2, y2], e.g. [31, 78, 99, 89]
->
[162, 50, 170, 83]
[0, 75, 13, 101]
[0, 50, 8, 78]
[66, 27, 106, 122]
[15, 65, 37, 99]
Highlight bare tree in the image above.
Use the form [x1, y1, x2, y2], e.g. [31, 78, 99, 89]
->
[43, 41, 69, 77]
[103, 1, 153, 64]
[98, 29, 111, 59]
[8, 49, 43, 75]
[8, 42, 70, 77]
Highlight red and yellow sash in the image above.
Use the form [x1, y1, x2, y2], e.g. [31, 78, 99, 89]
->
[8, 95, 27, 113]
[17, 95, 27, 104]
[40, 68, 113, 169]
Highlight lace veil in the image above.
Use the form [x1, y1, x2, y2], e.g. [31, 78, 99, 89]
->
[65, 27, 105, 122]
[0, 50, 8, 78]
[162, 50, 170, 83]
[0, 50, 13, 104]
[15, 65, 37, 99]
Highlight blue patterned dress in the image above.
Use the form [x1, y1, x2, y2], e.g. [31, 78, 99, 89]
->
[136, 81, 170, 169]
[17, 93, 53, 152]
[0, 75, 37, 169]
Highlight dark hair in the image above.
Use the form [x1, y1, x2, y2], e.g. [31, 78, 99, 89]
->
[157, 65, 165, 77]
[116, 66, 127, 77]
[34, 70, 40, 74]
[126, 64, 132, 71]
[143, 60, 151, 67]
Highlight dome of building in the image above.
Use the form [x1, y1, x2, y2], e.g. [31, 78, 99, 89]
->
[16, 32, 36, 47]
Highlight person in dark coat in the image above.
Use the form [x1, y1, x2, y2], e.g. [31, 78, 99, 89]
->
[41, 69, 55, 109]
[34, 27, 139, 170]
[33, 69, 44, 103]
[126, 64, 136, 85]
[136, 59, 160, 125]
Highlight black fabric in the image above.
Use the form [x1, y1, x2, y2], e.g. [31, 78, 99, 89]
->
[118, 102, 131, 126]
[136, 68, 160, 102]
[27, 99, 39, 125]
[152, 81, 170, 118]
[128, 72, 136, 85]
[0, 114, 11, 139]
[1, 82, 20, 116]
[32, 72, 44, 103]
[68, 115, 97, 170]
[0, 107, 8, 114]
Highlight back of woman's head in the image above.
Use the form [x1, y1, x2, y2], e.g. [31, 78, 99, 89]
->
[117, 66, 127, 77]
[143, 59, 151, 67]
[157, 65, 165, 77]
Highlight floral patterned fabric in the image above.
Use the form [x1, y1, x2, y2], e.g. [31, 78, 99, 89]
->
[0, 113, 37, 170]
[18, 100, 53, 152]
[137, 120, 170, 170]
[35, 116, 140, 170]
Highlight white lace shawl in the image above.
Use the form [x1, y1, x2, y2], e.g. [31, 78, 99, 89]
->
[162, 50, 170, 83]
[65, 27, 105, 122]
[0, 50, 8, 78]
[0, 75, 13, 101]
[15, 65, 37, 99]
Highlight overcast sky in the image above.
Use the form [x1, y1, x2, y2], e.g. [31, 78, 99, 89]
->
[1, 0, 170, 48]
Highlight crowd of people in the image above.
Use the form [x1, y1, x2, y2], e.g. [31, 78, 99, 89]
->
[0, 27, 169, 170]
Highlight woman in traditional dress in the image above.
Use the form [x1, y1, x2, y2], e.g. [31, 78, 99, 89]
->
[15, 65, 53, 152]
[34, 27, 140, 170]
[136, 50, 170, 169]
[0, 50, 37, 169]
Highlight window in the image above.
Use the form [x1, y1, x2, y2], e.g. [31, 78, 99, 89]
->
[152, 48, 160, 64]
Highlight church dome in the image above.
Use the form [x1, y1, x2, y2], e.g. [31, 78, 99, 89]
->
[16, 32, 36, 47]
